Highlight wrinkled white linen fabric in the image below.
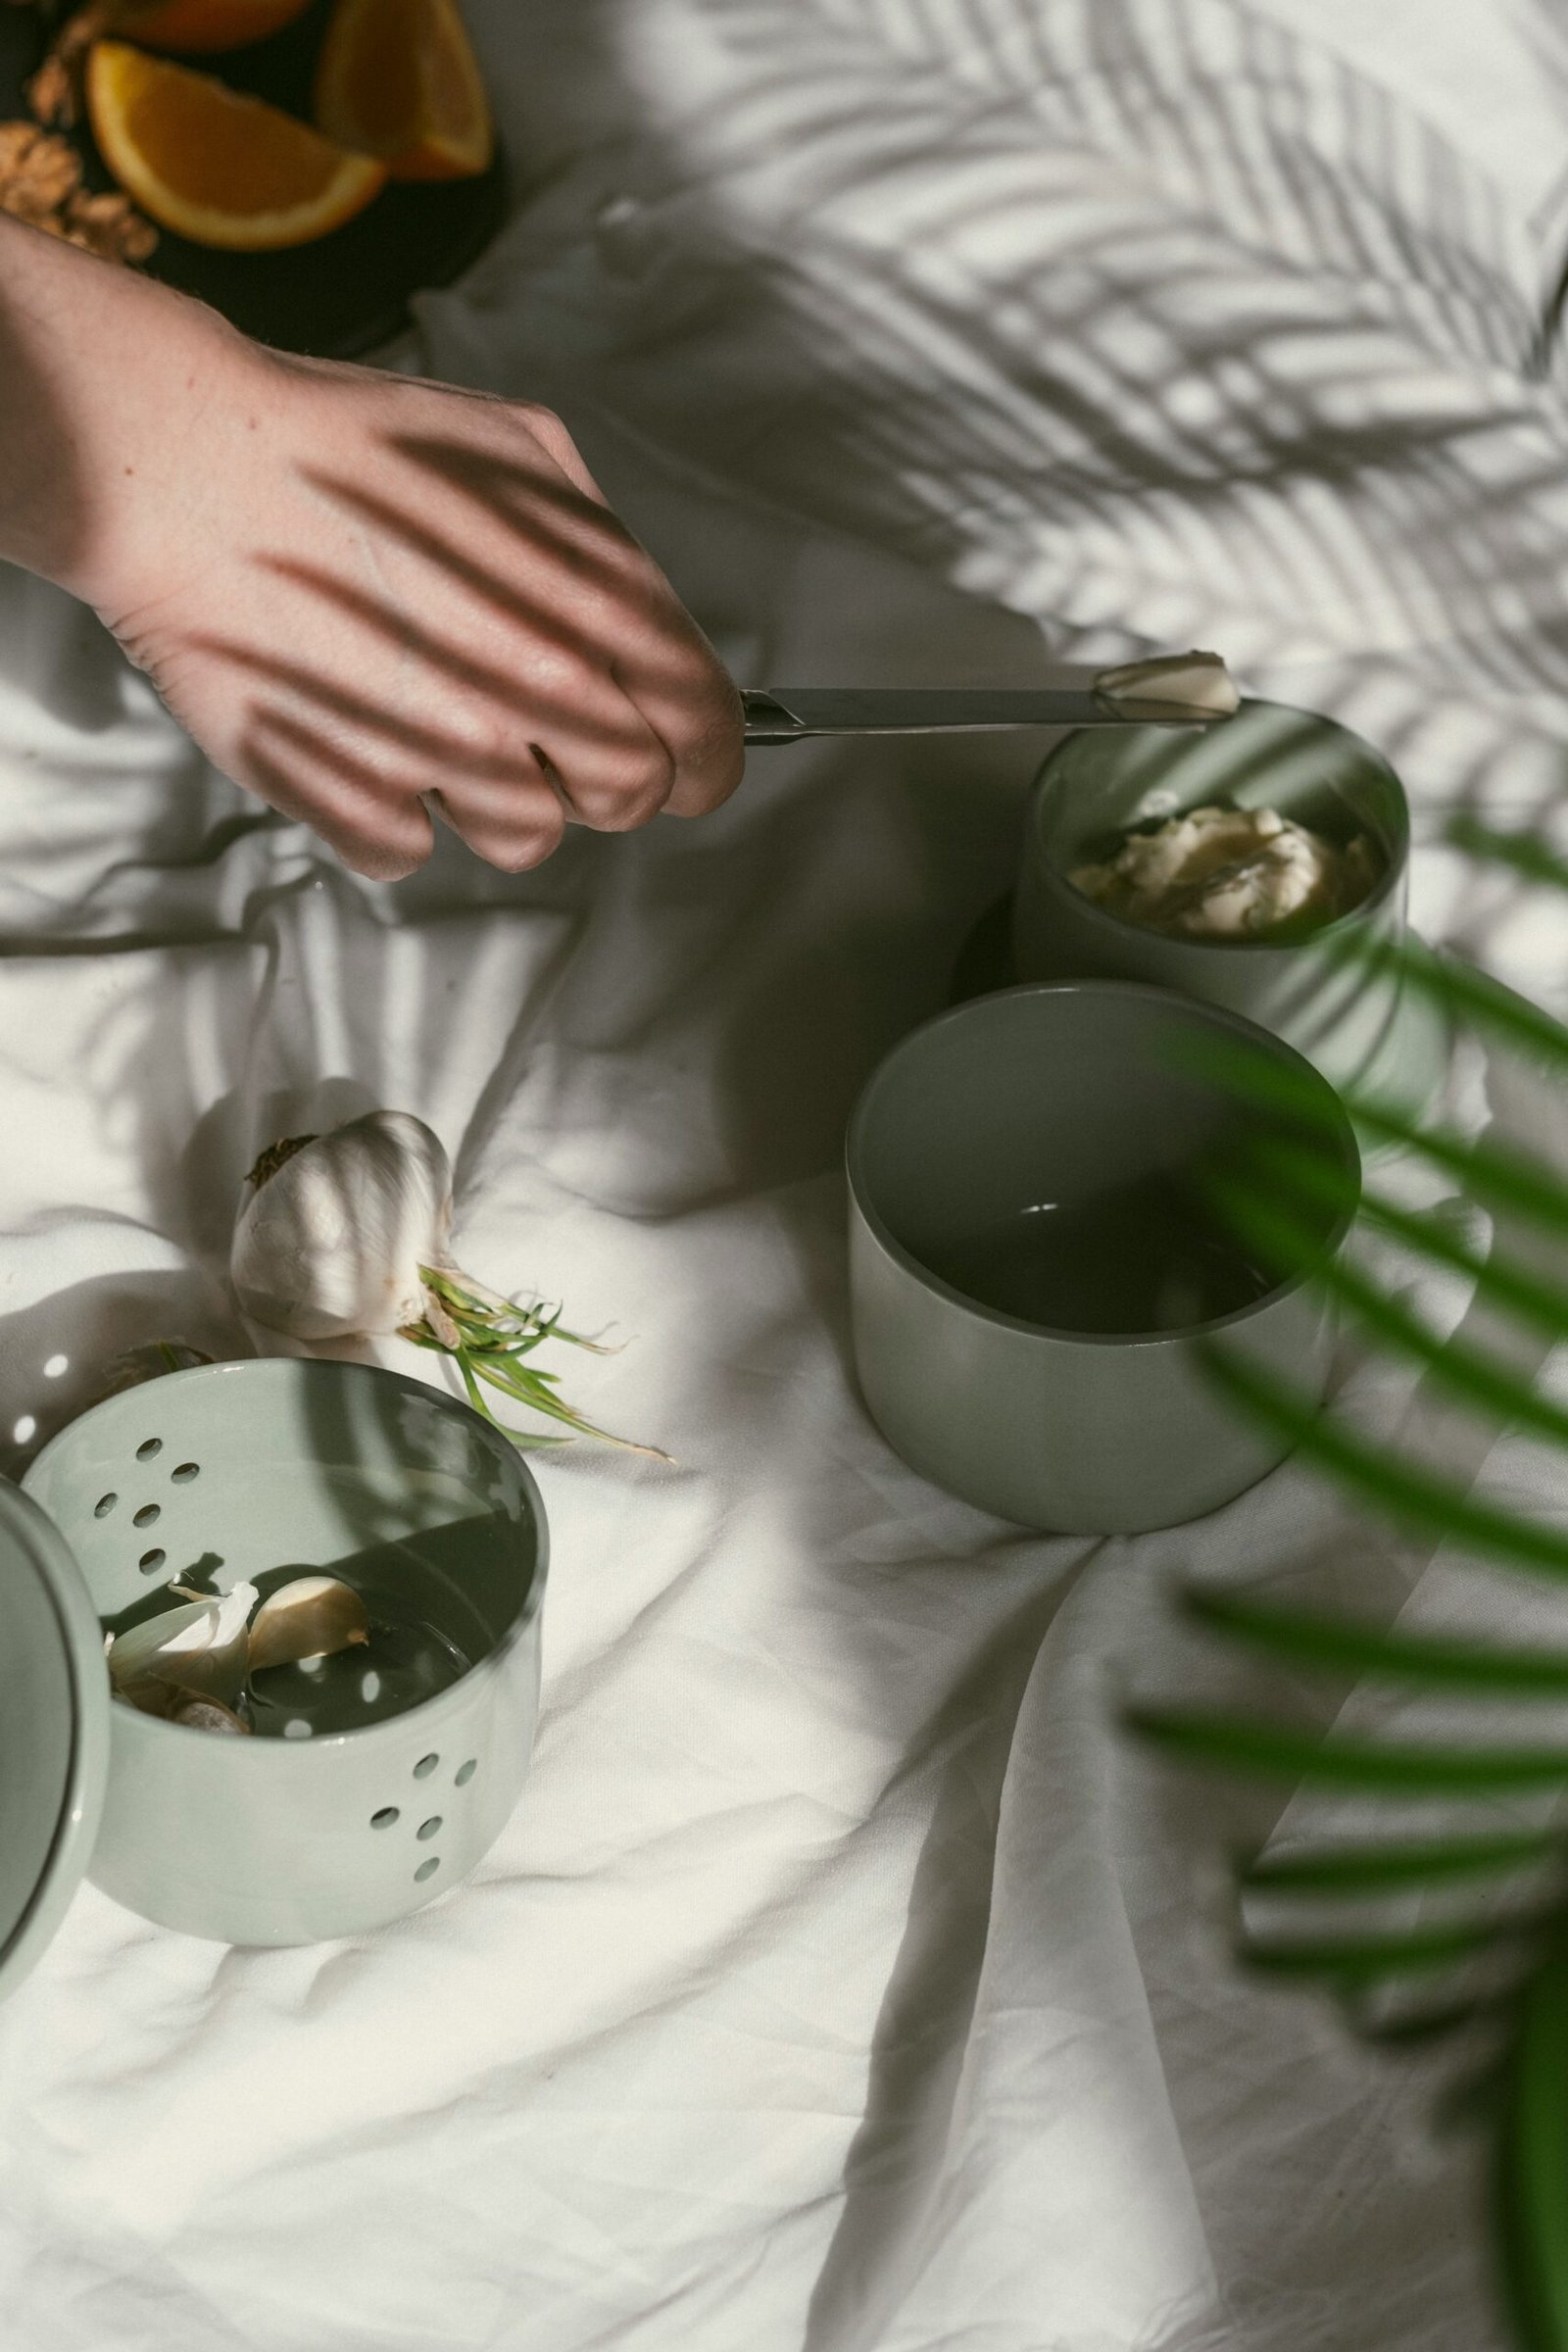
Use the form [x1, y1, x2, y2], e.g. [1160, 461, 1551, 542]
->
[1, 4, 1568, 2348]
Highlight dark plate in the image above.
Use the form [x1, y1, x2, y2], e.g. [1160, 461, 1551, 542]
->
[0, 0, 508, 357]
[950, 892, 1016, 1004]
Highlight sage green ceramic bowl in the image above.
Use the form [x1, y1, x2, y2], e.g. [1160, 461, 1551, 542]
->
[847, 981, 1360, 1534]
[1010, 700, 1443, 1108]
[21, 1359, 546, 1947]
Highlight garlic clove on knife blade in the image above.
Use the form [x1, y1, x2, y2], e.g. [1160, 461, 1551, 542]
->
[1093, 650, 1240, 716]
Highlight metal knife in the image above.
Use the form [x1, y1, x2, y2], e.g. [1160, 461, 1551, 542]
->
[741, 687, 1228, 744]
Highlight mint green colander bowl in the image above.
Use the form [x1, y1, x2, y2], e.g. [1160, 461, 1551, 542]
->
[19, 1358, 547, 1948]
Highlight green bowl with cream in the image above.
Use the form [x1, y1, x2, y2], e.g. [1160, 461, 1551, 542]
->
[1010, 700, 1434, 1105]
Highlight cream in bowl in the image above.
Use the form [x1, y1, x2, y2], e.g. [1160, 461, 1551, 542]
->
[1069, 802, 1381, 942]
[1010, 698, 1442, 1105]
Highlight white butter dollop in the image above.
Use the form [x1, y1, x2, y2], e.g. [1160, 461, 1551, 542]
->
[1069, 804, 1378, 940]
[1093, 651, 1241, 718]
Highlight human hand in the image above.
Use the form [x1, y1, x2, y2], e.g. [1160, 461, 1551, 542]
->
[69, 296, 745, 878]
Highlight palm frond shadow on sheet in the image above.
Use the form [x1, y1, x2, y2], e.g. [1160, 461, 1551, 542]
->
[1128, 826, 1568, 2352]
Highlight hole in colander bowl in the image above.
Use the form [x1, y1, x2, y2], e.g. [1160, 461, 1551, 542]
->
[138, 1548, 166, 1575]
[171, 1462, 200, 1484]
[415, 1858, 440, 1884]
[414, 1753, 439, 1779]
[132, 1504, 160, 1529]
[94, 1493, 118, 1518]
[417, 1816, 442, 1841]
[370, 1807, 399, 1830]
[455, 1759, 477, 1786]
[135, 1438, 162, 1462]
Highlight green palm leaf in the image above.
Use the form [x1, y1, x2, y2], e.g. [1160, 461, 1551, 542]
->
[1127, 1708, 1568, 1791]
[1239, 1829, 1561, 1893]
[1132, 822, 1568, 2350]
[1241, 1909, 1555, 1987]
[1499, 1947, 1568, 2350]
[1182, 1589, 1568, 1691]
[1196, 1345, 1568, 1578]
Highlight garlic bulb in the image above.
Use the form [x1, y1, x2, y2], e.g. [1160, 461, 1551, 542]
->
[228, 1106, 661, 1456]
[230, 1111, 454, 1342]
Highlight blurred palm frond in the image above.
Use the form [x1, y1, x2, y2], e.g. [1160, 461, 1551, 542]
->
[1133, 819, 1568, 2351]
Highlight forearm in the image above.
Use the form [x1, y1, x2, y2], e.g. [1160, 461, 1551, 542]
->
[0, 211, 237, 609]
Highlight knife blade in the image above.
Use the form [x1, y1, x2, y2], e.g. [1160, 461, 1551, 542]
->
[741, 687, 1225, 744]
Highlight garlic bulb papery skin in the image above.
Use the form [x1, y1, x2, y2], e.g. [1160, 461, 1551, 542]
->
[230, 1111, 455, 1342]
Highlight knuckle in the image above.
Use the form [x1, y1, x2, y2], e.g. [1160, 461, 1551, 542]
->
[515, 402, 574, 462]
[516, 646, 601, 714]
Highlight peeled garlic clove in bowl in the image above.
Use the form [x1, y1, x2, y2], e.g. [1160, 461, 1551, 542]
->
[168, 1690, 251, 1736]
[106, 1582, 257, 1708]
[248, 1575, 370, 1673]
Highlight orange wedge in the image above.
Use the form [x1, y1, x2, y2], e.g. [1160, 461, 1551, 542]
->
[314, 0, 492, 181]
[117, 0, 315, 53]
[87, 40, 387, 250]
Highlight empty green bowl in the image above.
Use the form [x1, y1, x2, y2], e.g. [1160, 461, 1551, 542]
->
[848, 981, 1360, 1533]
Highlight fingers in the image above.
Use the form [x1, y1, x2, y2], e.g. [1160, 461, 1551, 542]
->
[195, 628, 680, 858]
[243, 558, 682, 833]
[129, 357, 747, 880]
[240, 709, 439, 881]
[423, 776, 565, 874]
[612, 623, 745, 820]
[383, 422, 747, 823]
[504, 416, 747, 818]
[513, 403, 612, 507]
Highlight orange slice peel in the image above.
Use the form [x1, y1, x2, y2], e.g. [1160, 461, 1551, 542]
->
[116, 0, 317, 54]
[86, 39, 387, 251]
[315, 0, 492, 181]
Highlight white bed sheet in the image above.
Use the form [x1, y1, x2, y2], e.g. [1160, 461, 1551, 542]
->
[3, 4, 1568, 2347]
